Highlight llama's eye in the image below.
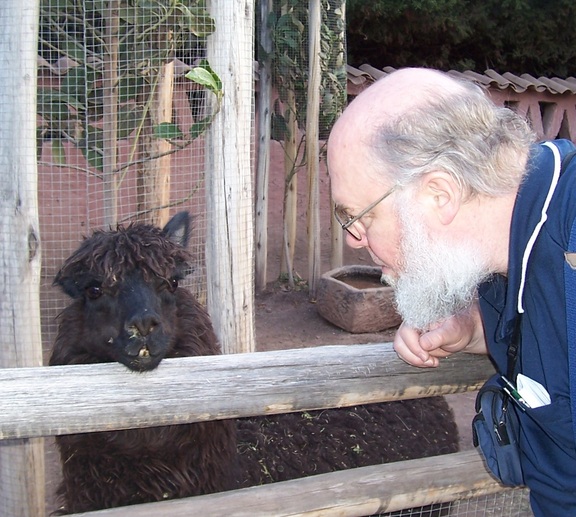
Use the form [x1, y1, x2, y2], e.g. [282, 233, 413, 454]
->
[168, 278, 179, 292]
[85, 285, 103, 299]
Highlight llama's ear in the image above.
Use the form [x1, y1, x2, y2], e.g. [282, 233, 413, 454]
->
[54, 271, 83, 298]
[162, 211, 191, 249]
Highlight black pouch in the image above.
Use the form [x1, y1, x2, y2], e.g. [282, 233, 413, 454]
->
[472, 374, 524, 487]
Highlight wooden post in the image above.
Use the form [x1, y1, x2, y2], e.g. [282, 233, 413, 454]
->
[306, 0, 321, 299]
[205, 0, 256, 354]
[0, 0, 45, 515]
[255, 0, 274, 291]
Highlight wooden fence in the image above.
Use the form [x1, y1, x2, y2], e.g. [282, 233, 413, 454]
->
[0, 342, 515, 516]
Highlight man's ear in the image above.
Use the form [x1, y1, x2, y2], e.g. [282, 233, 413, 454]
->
[419, 171, 462, 226]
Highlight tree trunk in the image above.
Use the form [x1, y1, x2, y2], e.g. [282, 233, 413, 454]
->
[306, 0, 321, 299]
[255, 0, 274, 292]
[102, 0, 120, 227]
[136, 61, 174, 227]
[280, 87, 299, 285]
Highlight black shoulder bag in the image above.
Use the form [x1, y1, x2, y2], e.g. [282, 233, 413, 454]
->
[472, 317, 525, 486]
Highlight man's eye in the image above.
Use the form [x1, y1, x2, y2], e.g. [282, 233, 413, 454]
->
[336, 207, 353, 222]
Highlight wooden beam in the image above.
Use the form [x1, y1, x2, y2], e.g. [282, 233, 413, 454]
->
[0, 0, 45, 514]
[205, 0, 256, 353]
[65, 450, 513, 517]
[0, 343, 495, 439]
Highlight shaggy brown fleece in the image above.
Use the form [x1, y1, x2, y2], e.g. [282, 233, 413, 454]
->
[237, 397, 458, 485]
[236, 397, 458, 517]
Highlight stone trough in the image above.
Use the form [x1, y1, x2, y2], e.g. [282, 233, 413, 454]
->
[316, 265, 402, 333]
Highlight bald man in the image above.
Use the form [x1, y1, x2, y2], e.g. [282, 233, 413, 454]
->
[328, 68, 576, 515]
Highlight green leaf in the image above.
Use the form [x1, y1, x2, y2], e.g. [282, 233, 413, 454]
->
[188, 119, 211, 140]
[60, 67, 89, 103]
[40, 0, 75, 11]
[117, 105, 143, 139]
[118, 6, 138, 24]
[185, 61, 222, 102]
[117, 75, 146, 102]
[84, 148, 104, 171]
[37, 89, 85, 113]
[188, 7, 216, 37]
[154, 122, 185, 140]
[271, 112, 288, 142]
[51, 139, 67, 165]
[80, 125, 104, 171]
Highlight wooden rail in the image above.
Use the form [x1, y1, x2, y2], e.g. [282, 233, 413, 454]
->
[0, 343, 502, 517]
[0, 343, 495, 440]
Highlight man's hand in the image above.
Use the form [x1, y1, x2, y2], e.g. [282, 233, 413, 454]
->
[393, 301, 487, 368]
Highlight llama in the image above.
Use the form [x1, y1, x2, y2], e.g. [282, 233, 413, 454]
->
[50, 211, 458, 514]
[49, 212, 238, 514]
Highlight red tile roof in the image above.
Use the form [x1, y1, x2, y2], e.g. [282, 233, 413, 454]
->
[347, 65, 576, 95]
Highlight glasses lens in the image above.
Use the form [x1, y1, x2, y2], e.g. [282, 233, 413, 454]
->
[334, 207, 362, 240]
[345, 224, 362, 240]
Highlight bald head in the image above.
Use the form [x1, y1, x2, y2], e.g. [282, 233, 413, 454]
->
[328, 67, 534, 196]
[330, 68, 467, 157]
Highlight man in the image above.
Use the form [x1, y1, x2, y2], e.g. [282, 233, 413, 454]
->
[327, 67, 576, 516]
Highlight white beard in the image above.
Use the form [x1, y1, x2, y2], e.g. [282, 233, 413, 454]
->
[383, 197, 491, 331]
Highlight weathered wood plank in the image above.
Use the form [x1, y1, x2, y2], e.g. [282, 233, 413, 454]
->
[0, 343, 495, 440]
[0, 0, 45, 514]
[69, 450, 511, 517]
[205, 0, 256, 353]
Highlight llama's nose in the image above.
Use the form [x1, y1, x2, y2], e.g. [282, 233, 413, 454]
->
[126, 312, 160, 338]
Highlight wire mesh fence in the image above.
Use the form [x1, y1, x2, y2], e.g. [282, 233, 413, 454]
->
[37, 0, 225, 360]
[379, 488, 533, 516]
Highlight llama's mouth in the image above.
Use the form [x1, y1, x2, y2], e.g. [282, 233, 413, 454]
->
[121, 339, 167, 371]
[126, 353, 163, 372]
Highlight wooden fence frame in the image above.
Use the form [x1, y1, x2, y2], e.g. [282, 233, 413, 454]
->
[0, 342, 517, 516]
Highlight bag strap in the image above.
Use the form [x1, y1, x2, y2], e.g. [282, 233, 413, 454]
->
[562, 150, 576, 443]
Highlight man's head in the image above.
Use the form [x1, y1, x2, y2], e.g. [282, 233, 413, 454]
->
[327, 68, 534, 330]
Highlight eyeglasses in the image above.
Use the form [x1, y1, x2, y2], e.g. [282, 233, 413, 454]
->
[333, 184, 398, 241]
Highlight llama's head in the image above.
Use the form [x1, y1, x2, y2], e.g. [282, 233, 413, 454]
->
[54, 212, 194, 372]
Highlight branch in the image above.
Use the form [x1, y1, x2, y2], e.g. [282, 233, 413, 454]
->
[37, 161, 103, 180]
[118, 179, 203, 223]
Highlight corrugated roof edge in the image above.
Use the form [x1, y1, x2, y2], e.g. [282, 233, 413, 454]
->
[351, 64, 576, 96]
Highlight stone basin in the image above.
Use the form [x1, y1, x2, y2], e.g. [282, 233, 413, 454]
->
[316, 265, 402, 333]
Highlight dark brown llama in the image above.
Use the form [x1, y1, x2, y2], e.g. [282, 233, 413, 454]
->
[50, 211, 459, 515]
[49, 212, 238, 514]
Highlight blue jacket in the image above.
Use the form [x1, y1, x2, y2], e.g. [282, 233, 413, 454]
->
[478, 139, 576, 516]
